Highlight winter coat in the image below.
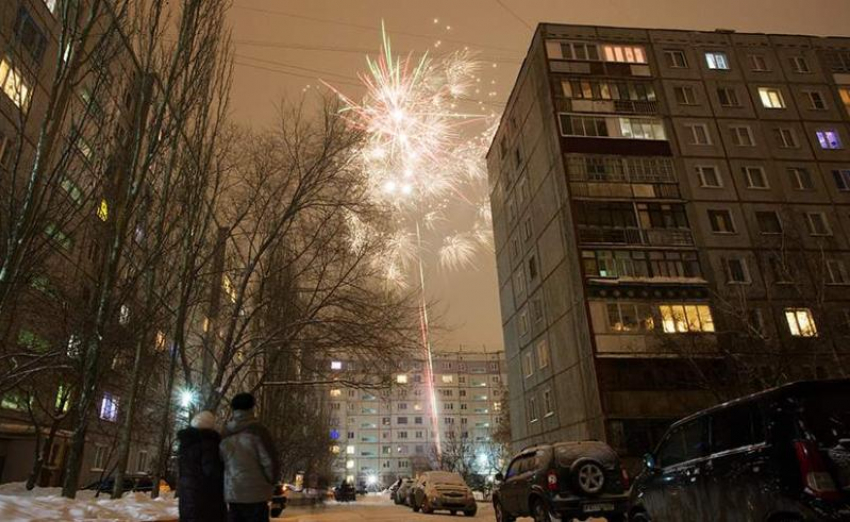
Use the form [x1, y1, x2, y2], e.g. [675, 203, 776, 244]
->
[177, 427, 227, 522]
[219, 410, 280, 504]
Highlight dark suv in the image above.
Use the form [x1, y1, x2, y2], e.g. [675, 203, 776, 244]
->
[493, 441, 629, 522]
[630, 379, 850, 521]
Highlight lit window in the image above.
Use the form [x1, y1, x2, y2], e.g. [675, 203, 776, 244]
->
[119, 304, 130, 325]
[441, 375, 453, 384]
[99, 392, 119, 422]
[396, 374, 408, 384]
[758, 87, 786, 109]
[346, 445, 355, 455]
[785, 308, 817, 337]
[346, 460, 354, 469]
[0, 58, 32, 109]
[155, 331, 166, 351]
[97, 199, 109, 221]
[816, 130, 843, 150]
[659, 304, 714, 333]
[602, 44, 647, 64]
[331, 361, 343, 370]
[330, 389, 342, 397]
[840, 87, 850, 115]
[705, 52, 730, 70]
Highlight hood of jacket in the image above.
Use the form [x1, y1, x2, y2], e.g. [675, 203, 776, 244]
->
[223, 409, 261, 438]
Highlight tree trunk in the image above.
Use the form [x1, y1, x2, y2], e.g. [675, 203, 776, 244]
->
[150, 343, 179, 499]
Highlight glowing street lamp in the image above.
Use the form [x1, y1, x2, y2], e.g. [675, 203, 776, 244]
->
[179, 388, 197, 409]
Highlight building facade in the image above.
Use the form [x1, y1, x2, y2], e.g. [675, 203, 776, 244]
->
[488, 24, 850, 464]
[328, 349, 507, 488]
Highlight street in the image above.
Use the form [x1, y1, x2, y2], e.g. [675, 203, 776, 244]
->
[278, 495, 498, 521]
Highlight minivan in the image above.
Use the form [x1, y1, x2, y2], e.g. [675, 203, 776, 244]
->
[630, 379, 850, 521]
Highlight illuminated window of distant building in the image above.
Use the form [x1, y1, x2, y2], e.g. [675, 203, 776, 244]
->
[396, 374, 408, 384]
[705, 52, 729, 70]
[758, 87, 786, 109]
[535, 339, 549, 369]
[119, 304, 130, 325]
[330, 389, 342, 398]
[0, 57, 31, 109]
[97, 199, 109, 221]
[816, 129, 843, 150]
[785, 308, 817, 337]
[601, 44, 647, 64]
[658, 304, 714, 333]
[99, 392, 119, 422]
[331, 361, 342, 370]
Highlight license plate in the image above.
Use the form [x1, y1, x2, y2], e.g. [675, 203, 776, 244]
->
[583, 503, 615, 512]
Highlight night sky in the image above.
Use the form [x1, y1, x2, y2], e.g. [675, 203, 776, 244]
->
[227, 0, 850, 352]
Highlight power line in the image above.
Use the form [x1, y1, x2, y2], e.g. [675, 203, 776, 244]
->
[231, 4, 525, 55]
[234, 58, 506, 107]
[493, 0, 533, 30]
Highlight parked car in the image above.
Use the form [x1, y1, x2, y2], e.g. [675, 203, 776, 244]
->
[333, 481, 356, 502]
[630, 379, 850, 521]
[492, 441, 628, 522]
[394, 478, 414, 505]
[82, 473, 158, 494]
[270, 483, 287, 517]
[409, 471, 477, 516]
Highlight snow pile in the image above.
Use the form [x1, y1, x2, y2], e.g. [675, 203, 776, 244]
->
[0, 482, 177, 522]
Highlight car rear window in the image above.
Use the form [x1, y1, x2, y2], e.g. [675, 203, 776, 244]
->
[796, 384, 850, 446]
[428, 472, 464, 485]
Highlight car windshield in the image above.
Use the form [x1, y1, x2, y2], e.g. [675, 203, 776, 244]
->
[428, 472, 464, 485]
[797, 383, 850, 446]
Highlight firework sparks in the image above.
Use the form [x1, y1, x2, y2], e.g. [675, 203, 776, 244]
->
[439, 232, 478, 271]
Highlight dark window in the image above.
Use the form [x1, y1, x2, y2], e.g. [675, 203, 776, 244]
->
[710, 404, 765, 453]
[755, 211, 782, 234]
[15, 8, 47, 63]
[528, 255, 538, 280]
[707, 209, 735, 233]
[833, 169, 850, 191]
[664, 50, 688, 68]
[789, 168, 814, 191]
[716, 87, 740, 107]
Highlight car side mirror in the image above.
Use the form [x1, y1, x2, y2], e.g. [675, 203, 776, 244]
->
[494, 472, 504, 483]
[643, 452, 657, 471]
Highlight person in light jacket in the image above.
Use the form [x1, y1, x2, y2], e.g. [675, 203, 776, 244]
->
[219, 392, 280, 522]
[177, 411, 227, 522]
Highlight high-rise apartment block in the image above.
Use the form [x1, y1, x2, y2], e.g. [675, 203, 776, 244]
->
[328, 349, 507, 487]
[488, 24, 850, 463]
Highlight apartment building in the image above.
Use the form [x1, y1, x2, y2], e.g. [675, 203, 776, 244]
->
[328, 349, 507, 487]
[488, 24, 850, 463]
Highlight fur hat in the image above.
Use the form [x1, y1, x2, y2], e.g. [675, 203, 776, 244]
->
[190, 410, 216, 430]
[231, 392, 256, 411]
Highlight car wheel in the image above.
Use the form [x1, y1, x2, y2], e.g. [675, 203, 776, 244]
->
[412, 499, 421, 513]
[630, 511, 651, 522]
[494, 500, 515, 522]
[450, 510, 457, 516]
[531, 499, 553, 522]
[422, 497, 434, 514]
[463, 507, 477, 517]
[574, 459, 606, 495]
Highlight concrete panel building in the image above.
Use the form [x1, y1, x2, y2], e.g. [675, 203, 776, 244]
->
[328, 349, 507, 487]
[487, 24, 850, 465]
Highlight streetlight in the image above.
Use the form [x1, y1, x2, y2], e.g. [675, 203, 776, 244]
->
[179, 388, 197, 409]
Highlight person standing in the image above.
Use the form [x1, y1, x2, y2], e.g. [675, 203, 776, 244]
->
[177, 411, 227, 522]
[220, 392, 280, 522]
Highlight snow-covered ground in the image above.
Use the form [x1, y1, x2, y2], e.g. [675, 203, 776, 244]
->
[0, 482, 177, 522]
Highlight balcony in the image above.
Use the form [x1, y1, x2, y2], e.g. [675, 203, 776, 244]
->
[570, 182, 681, 200]
[577, 226, 694, 246]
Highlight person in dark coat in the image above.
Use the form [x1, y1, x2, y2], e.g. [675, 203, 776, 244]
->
[177, 411, 227, 522]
